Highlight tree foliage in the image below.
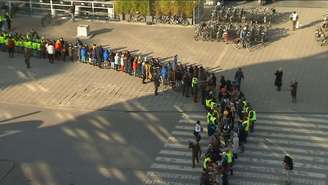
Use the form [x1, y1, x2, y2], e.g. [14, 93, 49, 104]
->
[114, 0, 197, 17]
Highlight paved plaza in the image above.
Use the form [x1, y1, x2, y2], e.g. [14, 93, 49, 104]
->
[0, 3, 327, 185]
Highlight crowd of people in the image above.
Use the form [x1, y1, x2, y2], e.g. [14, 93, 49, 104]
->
[0, 19, 298, 185]
[185, 67, 258, 185]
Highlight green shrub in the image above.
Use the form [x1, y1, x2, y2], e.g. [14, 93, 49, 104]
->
[114, 0, 197, 17]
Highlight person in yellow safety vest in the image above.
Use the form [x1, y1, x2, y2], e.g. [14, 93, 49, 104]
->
[207, 110, 217, 137]
[0, 35, 5, 50]
[210, 111, 218, 125]
[248, 109, 256, 132]
[210, 101, 216, 110]
[205, 91, 215, 110]
[242, 118, 250, 142]
[15, 39, 23, 53]
[26, 40, 33, 49]
[226, 148, 234, 175]
[203, 156, 211, 171]
[242, 100, 248, 112]
[192, 75, 198, 103]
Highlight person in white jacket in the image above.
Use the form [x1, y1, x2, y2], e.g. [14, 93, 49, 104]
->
[114, 53, 119, 70]
[46, 43, 55, 64]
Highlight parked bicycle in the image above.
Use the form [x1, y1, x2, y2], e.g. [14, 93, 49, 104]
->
[315, 14, 328, 46]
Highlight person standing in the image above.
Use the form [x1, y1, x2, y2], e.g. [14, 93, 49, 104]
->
[274, 68, 283, 91]
[283, 154, 294, 185]
[24, 47, 32, 68]
[194, 120, 203, 142]
[182, 72, 191, 97]
[172, 55, 178, 82]
[290, 81, 298, 103]
[46, 42, 55, 64]
[289, 11, 299, 31]
[189, 140, 201, 168]
[192, 74, 199, 103]
[7, 36, 15, 58]
[153, 72, 160, 96]
[234, 68, 244, 91]
[232, 132, 239, 159]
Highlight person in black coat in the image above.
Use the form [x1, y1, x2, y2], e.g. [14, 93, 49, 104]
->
[95, 45, 103, 67]
[274, 68, 283, 91]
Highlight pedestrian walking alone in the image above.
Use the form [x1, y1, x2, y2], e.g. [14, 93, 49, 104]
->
[290, 81, 298, 103]
[283, 154, 294, 185]
[274, 68, 283, 91]
[24, 47, 32, 68]
[234, 68, 244, 90]
[289, 11, 299, 31]
[189, 140, 201, 168]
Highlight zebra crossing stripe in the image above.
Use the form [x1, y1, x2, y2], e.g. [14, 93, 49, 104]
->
[178, 119, 207, 125]
[164, 143, 207, 151]
[229, 179, 281, 185]
[237, 155, 328, 171]
[256, 113, 328, 120]
[243, 149, 328, 165]
[257, 119, 328, 130]
[255, 120, 328, 135]
[246, 142, 328, 157]
[151, 163, 201, 172]
[172, 131, 194, 137]
[175, 125, 208, 132]
[234, 163, 327, 179]
[251, 131, 327, 142]
[159, 150, 192, 157]
[155, 157, 192, 165]
[172, 137, 209, 145]
[256, 115, 328, 126]
[181, 114, 205, 119]
[146, 171, 199, 181]
[255, 124, 327, 136]
[145, 178, 199, 185]
[247, 135, 328, 148]
[232, 171, 325, 185]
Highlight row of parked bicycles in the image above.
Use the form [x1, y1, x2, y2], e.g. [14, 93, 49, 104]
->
[194, 6, 276, 51]
[125, 11, 190, 25]
[211, 5, 277, 26]
[194, 21, 269, 50]
[314, 13, 328, 46]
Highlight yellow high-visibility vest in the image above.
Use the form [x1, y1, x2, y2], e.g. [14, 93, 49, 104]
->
[203, 157, 211, 169]
[243, 120, 250, 132]
[192, 77, 198, 88]
[227, 151, 233, 164]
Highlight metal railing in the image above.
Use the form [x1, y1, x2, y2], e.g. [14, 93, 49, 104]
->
[0, 0, 115, 19]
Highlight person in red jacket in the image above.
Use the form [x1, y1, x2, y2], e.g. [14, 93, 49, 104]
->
[54, 39, 62, 60]
[7, 37, 15, 58]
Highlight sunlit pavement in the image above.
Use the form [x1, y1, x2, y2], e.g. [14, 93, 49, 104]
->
[0, 4, 327, 185]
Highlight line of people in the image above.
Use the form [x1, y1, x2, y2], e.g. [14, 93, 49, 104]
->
[187, 69, 257, 185]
